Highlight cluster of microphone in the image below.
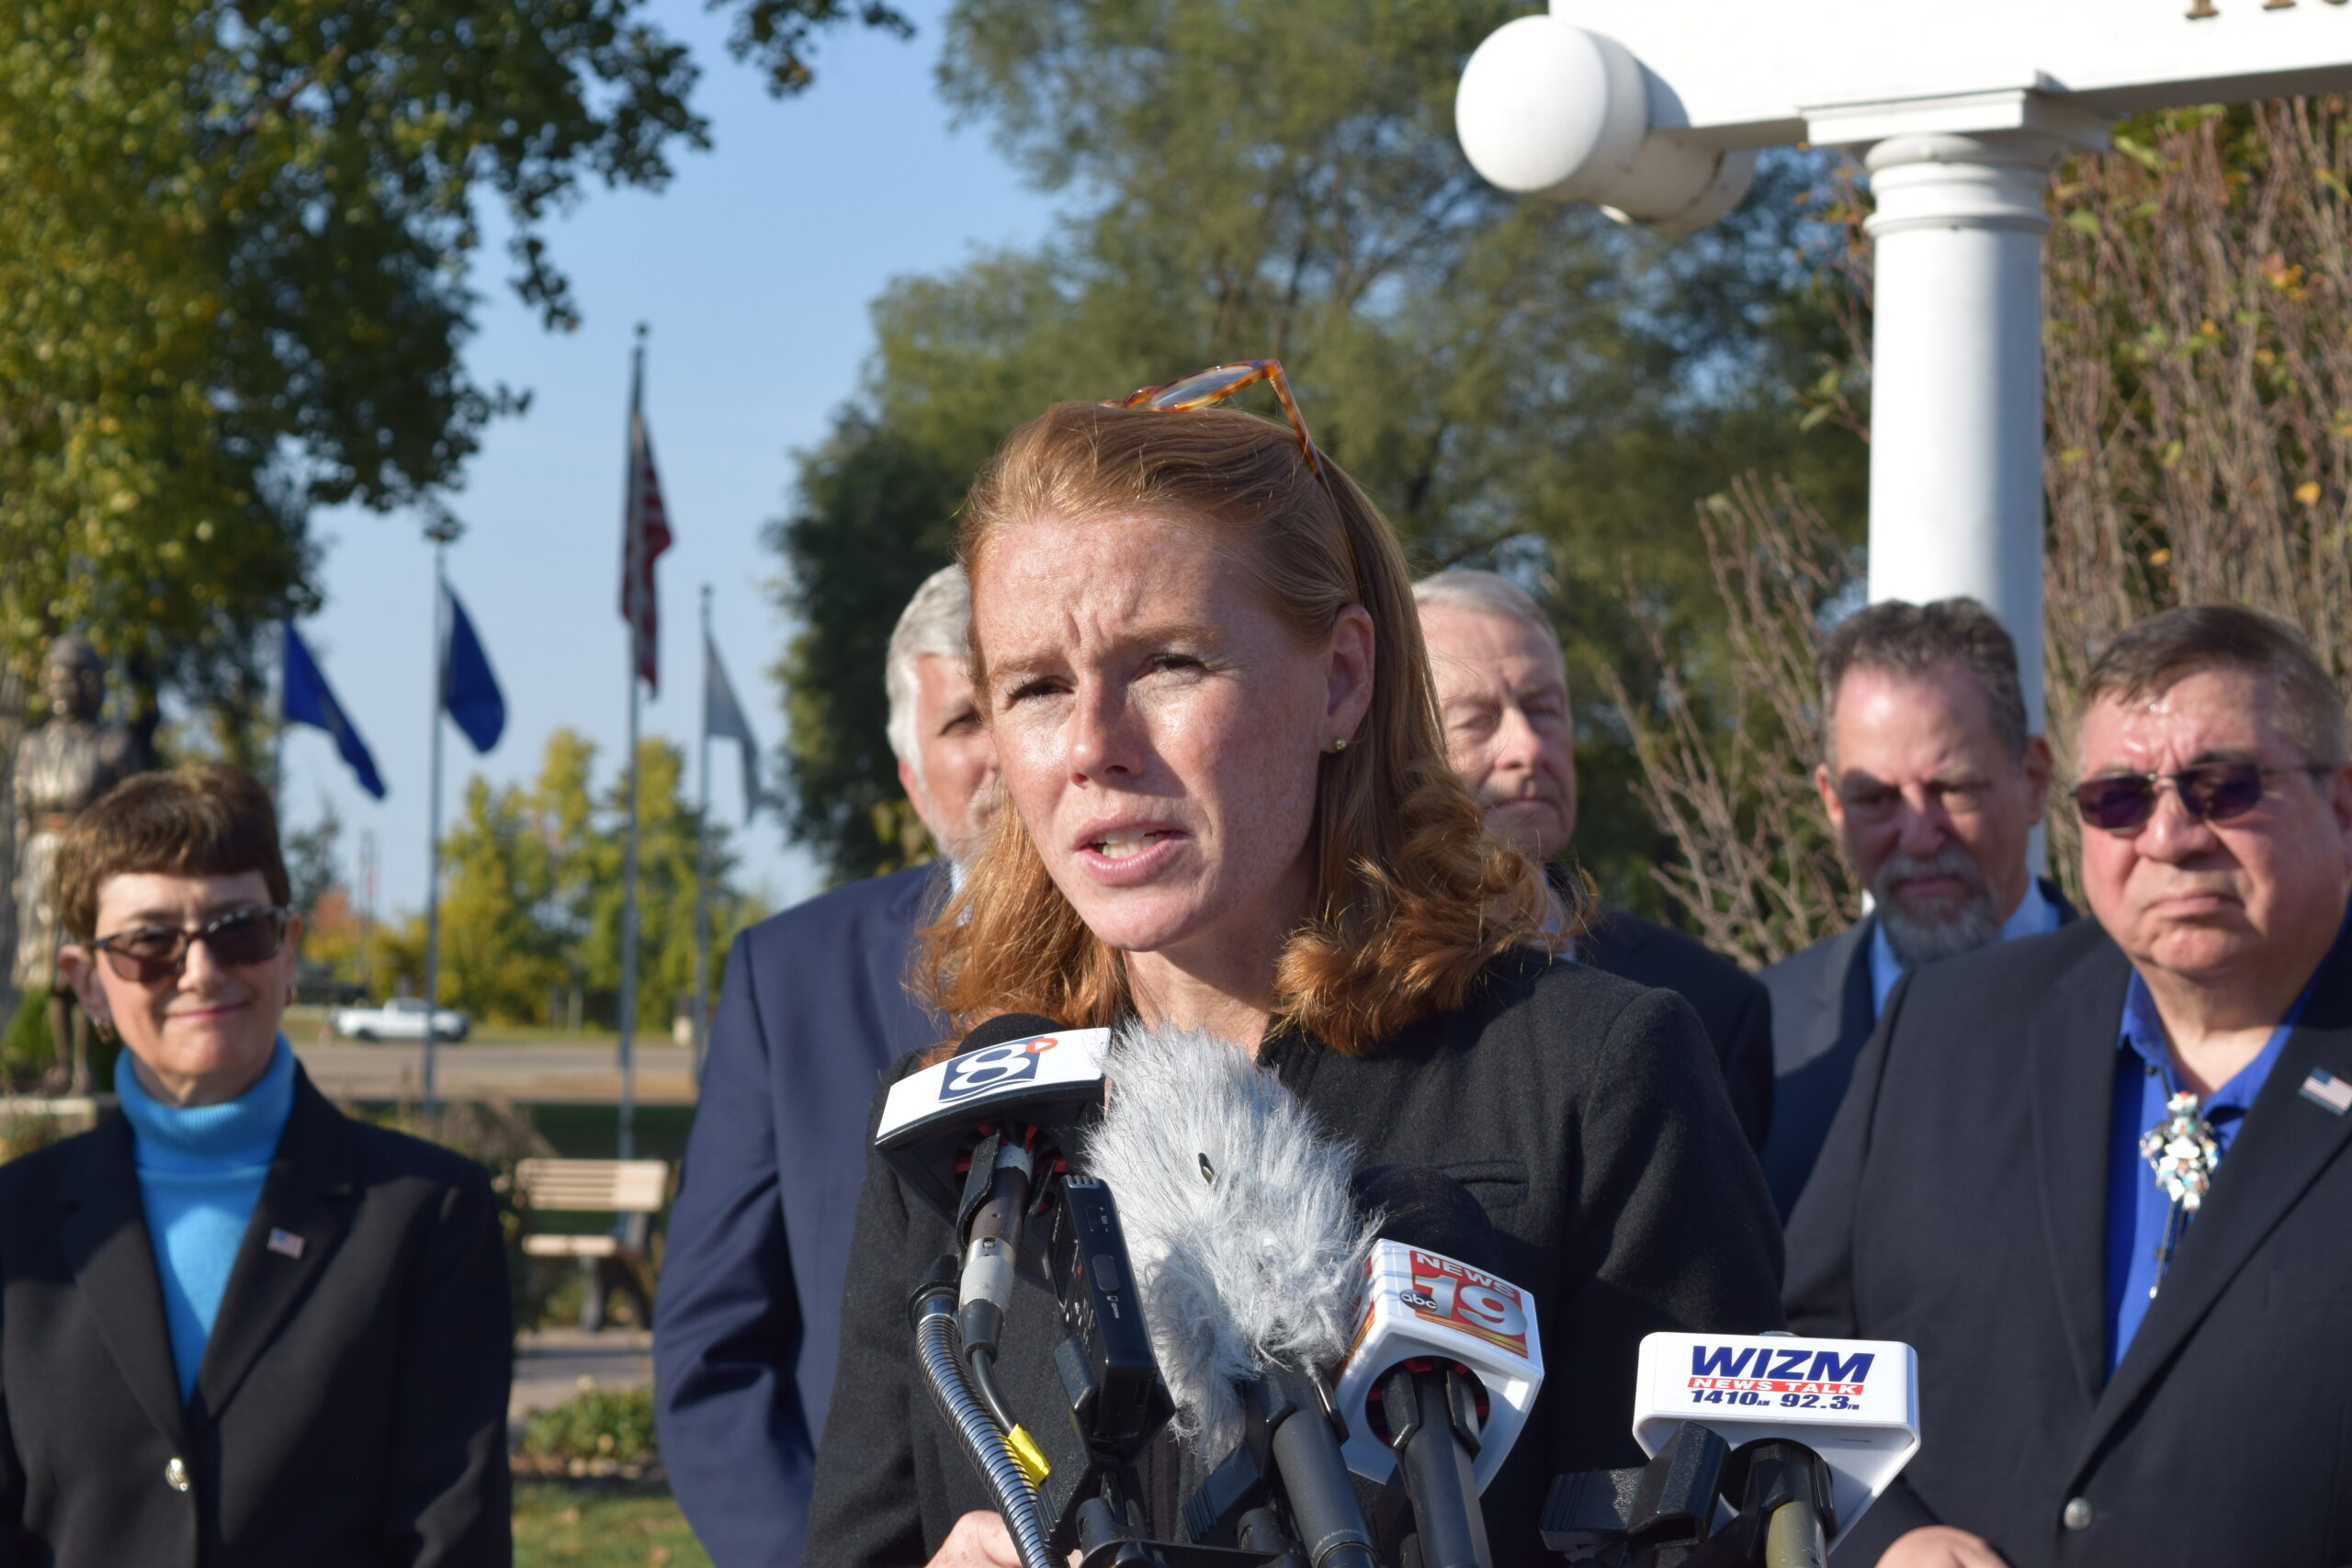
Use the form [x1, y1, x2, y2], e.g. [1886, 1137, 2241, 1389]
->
[872, 1012, 1921, 1568]
[874, 1012, 1544, 1568]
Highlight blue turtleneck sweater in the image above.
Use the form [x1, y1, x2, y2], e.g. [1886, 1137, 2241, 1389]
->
[116, 1038, 297, 1399]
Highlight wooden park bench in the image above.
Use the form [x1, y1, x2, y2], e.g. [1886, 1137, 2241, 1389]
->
[514, 1158, 670, 1332]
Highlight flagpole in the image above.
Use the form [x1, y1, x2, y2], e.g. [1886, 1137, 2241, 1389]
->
[692, 584, 714, 1086]
[615, 328, 647, 1163]
[421, 531, 453, 1121]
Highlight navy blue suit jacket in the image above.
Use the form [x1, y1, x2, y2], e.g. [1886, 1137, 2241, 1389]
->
[654, 863, 948, 1568]
[1787, 919, 2352, 1565]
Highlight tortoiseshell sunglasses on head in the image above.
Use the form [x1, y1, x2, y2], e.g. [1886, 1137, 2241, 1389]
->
[1111, 359, 1335, 498]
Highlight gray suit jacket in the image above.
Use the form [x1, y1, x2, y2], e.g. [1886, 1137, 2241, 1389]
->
[1758, 878, 2074, 1217]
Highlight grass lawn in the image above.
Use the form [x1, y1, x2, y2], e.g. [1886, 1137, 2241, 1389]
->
[514, 1483, 710, 1567]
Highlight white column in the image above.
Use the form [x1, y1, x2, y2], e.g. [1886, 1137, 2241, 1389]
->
[1861, 130, 2075, 734]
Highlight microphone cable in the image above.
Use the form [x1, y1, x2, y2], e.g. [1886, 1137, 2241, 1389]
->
[911, 1266, 1057, 1568]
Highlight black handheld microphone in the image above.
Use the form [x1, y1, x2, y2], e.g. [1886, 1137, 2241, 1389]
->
[1347, 1167, 1510, 1568]
[875, 1013, 1111, 1427]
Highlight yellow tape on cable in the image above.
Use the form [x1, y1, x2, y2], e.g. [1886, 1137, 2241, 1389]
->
[1005, 1426, 1050, 1489]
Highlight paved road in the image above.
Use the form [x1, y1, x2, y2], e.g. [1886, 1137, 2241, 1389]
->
[292, 1041, 698, 1105]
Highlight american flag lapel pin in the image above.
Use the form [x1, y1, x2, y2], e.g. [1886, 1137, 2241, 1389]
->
[2299, 1067, 2352, 1116]
[266, 1228, 306, 1259]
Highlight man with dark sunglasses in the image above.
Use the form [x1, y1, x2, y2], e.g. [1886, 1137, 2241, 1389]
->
[1760, 598, 2073, 1217]
[1787, 604, 2352, 1568]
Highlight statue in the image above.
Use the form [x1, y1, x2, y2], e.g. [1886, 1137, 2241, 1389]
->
[14, 637, 151, 1091]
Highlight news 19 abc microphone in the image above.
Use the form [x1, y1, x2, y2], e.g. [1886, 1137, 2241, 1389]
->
[1328, 1167, 1546, 1568]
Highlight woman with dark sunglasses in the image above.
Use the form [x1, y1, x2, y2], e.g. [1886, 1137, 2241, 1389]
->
[804, 368, 1782, 1568]
[0, 763, 511, 1565]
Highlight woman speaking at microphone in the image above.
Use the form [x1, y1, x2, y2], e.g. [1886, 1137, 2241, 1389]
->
[805, 363, 1782, 1568]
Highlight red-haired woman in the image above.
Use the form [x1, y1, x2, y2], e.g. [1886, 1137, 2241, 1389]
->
[807, 367, 1781, 1568]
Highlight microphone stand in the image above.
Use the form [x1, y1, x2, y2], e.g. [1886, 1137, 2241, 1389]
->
[1184, 1366, 1379, 1568]
[1540, 1424, 1836, 1568]
[1374, 1363, 1491, 1568]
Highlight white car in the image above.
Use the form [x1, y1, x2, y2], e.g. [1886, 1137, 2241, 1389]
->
[332, 997, 471, 1043]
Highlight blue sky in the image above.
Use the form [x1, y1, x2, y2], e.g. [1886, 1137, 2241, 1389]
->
[278, 0, 1058, 920]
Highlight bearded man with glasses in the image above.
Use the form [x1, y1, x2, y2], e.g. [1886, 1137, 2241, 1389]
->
[1760, 597, 2074, 1217]
[1785, 604, 2352, 1568]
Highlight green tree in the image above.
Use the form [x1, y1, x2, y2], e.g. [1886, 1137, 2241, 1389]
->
[281, 796, 344, 922]
[575, 738, 764, 1032]
[419, 728, 764, 1029]
[0, 0, 908, 740]
[771, 0, 1865, 896]
[435, 776, 569, 1025]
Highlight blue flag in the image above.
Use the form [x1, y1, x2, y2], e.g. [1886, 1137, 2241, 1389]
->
[282, 623, 387, 800]
[442, 585, 505, 754]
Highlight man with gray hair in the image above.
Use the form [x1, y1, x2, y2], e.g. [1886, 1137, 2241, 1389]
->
[1416, 568, 1774, 1151]
[883, 562, 999, 864]
[657, 564, 998, 1568]
[1760, 596, 2070, 1216]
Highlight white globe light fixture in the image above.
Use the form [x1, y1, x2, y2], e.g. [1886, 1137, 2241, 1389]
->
[1455, 0, 2352, 798]
[1454, 15, 1755, 236]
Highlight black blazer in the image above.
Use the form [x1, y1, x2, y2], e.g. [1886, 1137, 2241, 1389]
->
[0, 1066, 512, 1567]
[1577, 906, 1774, 1155]
[1786, 919, 2352, 1566]
[1758, 878, 2075, 1217]
[804, 953, 1787, 1568]
[654, 863, 948, 1568]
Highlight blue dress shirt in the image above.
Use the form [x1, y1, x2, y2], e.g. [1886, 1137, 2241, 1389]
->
[2103, 926, 2343, 1373]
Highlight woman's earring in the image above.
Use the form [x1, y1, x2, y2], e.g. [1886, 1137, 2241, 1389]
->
[1326, 737, 1351, 754]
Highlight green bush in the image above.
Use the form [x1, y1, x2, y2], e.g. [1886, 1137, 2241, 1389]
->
[519, 1383, 659, 1466]
[1, 994, 51, 1085]
[0, 994, 119, 1092]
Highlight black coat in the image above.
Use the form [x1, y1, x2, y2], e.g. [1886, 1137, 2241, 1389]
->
[803, 952, 1787, 1568]
[655, 863, 948, 1568]
[1576, 906, 1774, 1156]
[1786, 919, 2352, 1566]
[1758, 879, 2076, 1217]
[0, 1066, 512, 1567]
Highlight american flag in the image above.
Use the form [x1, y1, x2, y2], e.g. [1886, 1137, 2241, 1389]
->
[621, 347, 674, 693]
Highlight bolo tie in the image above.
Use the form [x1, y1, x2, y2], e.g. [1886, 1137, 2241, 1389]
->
[2138, 1091, 2221, 1298]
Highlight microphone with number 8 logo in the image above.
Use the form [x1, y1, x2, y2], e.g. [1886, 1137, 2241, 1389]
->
[1331, 1167, 1545, 1568]
[876, 1014, 1114, 1427]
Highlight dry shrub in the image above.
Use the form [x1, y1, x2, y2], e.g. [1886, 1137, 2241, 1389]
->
[1604, 476, 1861, 971]
[2043, 99, 2352, 898]
[1617, 100, 2352, 959]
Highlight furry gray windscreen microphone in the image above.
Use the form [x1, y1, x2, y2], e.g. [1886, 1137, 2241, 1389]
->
[1078, 1021, 1377, 1460]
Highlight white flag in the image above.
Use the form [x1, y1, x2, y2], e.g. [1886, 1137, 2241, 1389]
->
[705, 633, 763, 822]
